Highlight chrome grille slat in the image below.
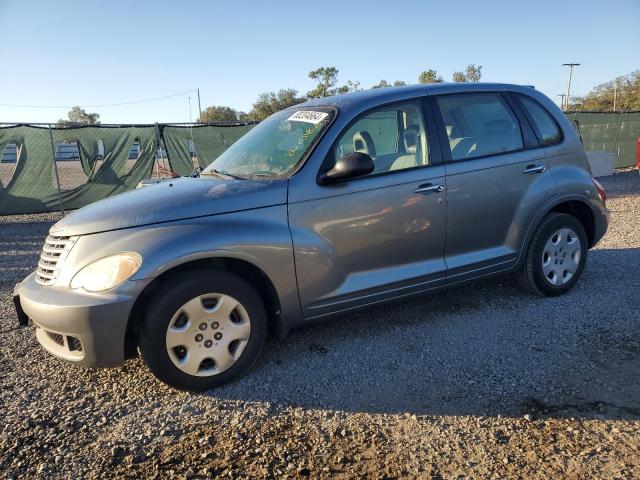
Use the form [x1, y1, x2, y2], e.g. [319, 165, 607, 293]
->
[38, 259, 57, 269]
[43, 245, 70, 254]
[35, 235, 77, 286]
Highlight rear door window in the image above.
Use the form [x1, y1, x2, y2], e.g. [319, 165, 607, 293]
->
[518, 95, 563, 145]
[435, 93, 523, 161]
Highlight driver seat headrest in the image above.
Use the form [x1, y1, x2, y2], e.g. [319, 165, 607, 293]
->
[353, 130, 376, 157]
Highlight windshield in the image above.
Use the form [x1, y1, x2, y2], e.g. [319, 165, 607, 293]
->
[202, 107, 334, 178]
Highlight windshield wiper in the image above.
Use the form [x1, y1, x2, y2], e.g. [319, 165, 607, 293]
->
[200, 168, 245, 180]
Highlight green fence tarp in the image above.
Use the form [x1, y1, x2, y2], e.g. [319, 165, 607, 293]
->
[0, 125, 157, 214]
[0, 125, 61, 214]
[0, 123, 255, 215]
[52, 126, 157, 210]
[566, 112, 639, 168]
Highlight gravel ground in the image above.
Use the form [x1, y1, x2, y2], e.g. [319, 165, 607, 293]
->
[1, 171, 639, 479]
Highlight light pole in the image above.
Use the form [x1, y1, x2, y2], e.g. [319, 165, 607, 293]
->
[562, 63, 580, 111]
[558, 94, 567, 111]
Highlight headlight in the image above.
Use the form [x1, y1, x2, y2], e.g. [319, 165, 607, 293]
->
[70, 253, 142, 292]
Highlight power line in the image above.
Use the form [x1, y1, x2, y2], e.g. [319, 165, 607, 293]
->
[0, 89, 198, 109]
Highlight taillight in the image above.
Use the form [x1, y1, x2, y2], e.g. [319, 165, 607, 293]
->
[592, 178, 606, 204]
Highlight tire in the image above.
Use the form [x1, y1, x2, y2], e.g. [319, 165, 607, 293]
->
[516, 213, 588, 297]
[138, 270, 267, 391]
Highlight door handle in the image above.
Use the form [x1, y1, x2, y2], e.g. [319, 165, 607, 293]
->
[523, 164, 546, 174]
[414, 183, 445, 194]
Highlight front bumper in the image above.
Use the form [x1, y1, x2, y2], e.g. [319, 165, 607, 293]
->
[14, 272, 148, 367]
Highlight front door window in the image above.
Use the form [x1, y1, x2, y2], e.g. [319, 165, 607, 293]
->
[333, 102, 430, 175]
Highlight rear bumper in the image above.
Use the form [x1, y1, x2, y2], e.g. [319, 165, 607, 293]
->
[15, 273, 148, 367]
[591, 202, 610, 248]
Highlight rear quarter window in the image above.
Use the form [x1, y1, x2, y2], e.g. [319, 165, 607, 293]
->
[518, 95, 563, 145]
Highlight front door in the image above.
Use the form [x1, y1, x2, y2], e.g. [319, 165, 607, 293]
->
[288, 100, 448, 319]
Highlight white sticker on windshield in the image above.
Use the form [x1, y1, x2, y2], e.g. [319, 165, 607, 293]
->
[287, 110, 328, 124]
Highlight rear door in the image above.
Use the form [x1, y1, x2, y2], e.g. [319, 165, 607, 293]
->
[433, 91, 557, 282]
[288, 99, 448, 319]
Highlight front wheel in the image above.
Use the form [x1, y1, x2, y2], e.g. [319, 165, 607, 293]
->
[138, 270, 267, 391]
[517, 213, 588, 297]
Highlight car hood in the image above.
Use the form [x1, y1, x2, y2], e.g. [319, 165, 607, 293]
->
[50, 176, 288, 236]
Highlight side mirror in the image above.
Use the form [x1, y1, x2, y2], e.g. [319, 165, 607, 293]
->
[319, 152, 374, 184]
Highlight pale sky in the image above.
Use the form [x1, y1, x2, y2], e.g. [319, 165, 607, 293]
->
[0, 0, 638, 124]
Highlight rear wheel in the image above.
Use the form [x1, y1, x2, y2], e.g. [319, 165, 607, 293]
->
[138, 270, 267, 391]
[517, 213, 588, 297]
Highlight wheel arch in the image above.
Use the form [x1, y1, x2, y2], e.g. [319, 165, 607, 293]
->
[124, 256, 285, 359]
[548, 200, 596, 247]
[517, 195, 598, 269]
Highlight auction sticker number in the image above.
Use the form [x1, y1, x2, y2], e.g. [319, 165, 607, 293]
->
[287, 110, 328, 124]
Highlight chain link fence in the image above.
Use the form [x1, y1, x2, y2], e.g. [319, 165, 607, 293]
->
[0, 122, 256, 215]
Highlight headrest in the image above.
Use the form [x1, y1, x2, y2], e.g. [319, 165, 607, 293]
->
[403, 126, 419, 154]
[447, 125, 463, 138]
[352, 130, 376, 156]
[483, 119, 513, 135]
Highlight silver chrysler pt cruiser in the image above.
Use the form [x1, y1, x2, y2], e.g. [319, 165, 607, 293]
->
[14, 83, 608, 391]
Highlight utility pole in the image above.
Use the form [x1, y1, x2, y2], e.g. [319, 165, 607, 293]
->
[558, 94, 567, 112]
[562, 63, 580, 111]
[197, 88, 202, 121]
[613, 83, 618, 112]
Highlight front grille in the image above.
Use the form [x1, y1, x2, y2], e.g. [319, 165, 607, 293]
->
[39, 329, 84, 357]
[46, 331, 64, 346]
[67, 336, 83, 352]
[35, 235, 77, 285]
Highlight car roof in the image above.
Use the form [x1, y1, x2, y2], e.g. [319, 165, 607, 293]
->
[298, 82, 537, 115]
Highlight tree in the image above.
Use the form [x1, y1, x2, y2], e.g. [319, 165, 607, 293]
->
[198, 105, 241, 122]
[307, 66, 340, 98]
[568, 71, 640, 111]
[57, 106, 100, 126]
[248, 88, 307, 120]
[452, 71, 467, 82]
[307, 67, 361, 97]
[371, 80, 391, 89]
[452, 64, 482, 83]
[418, 69, 442, 84]
[337, 80, 362, 94]
[237, 111, 250, 122]
[465, 64, 482, 82]
[370, 80, 406, 89]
